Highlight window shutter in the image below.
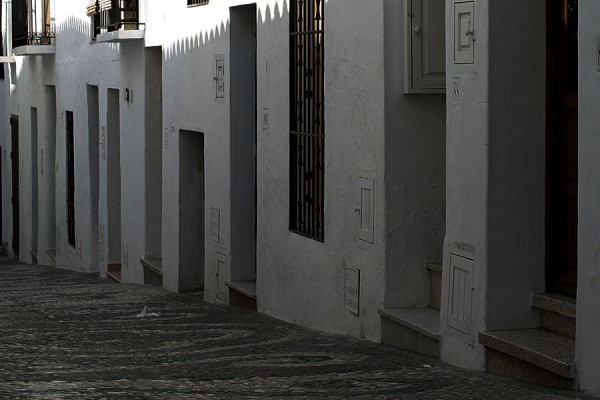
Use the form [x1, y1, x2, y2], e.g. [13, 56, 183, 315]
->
[403, 0, 446, 93]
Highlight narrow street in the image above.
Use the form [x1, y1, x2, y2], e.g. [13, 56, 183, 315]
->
[0, 257, 593, 400]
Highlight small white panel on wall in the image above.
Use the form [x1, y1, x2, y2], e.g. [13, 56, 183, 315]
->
[454, 1, 475, 64]
[403, 0, 446, 93]
[357, 177, 375, 244]
[216, 252, 227, 302]
[447, 251, 474, 344]
[344, 267, 360, 316]
[215, 55, 225, 99]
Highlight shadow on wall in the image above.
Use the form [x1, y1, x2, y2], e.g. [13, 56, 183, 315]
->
[164, 1, 289, 61]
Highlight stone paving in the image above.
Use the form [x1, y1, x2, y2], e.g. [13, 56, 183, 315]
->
[0, 258, 596, 399]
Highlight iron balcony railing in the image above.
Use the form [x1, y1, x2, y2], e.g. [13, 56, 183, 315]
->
[12, 0, 55, 49]
[89, 0, 142, 40]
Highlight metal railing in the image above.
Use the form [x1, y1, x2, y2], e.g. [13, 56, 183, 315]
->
[90, 0, 143, 40]
[11, 0, 55, 48]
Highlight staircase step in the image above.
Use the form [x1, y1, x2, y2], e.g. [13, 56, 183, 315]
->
[226, 281, 257, 311]
[532, 293, 576, 338]
[532, 293, 576, 318]
[379, 307, 440, 357]
[479, 329, 575, 379]
[45, 249, 56, 267]
[107, 264, 122, 283]
[141, 257, 162, 287]
[426, 262, 442, 311]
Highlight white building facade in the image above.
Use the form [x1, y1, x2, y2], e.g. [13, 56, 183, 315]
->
[2, 0, 600, 396]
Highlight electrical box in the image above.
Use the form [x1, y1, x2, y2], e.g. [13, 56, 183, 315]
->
[403, 0, 446, 93]
[215, 54, 225, 99]
[357, 176, 375, 244]
[447, 250, 474, 344]
[454, 1, 475, 64]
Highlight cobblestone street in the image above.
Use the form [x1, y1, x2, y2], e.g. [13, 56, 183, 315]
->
[0, 257, 594, 400]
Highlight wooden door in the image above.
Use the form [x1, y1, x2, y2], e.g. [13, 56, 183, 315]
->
[547, 0, 578, 297]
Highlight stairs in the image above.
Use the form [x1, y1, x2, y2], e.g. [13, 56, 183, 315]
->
[379, 262, 442, 357]
[479, 293, 576, 389]
[226, 281, 257, 311]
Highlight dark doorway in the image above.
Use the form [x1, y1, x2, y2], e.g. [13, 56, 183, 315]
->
[31, 107, 38, 260]
[107, 89, 122, 282]
[10, 115, 19, 257]
[179, 130, 204, 292]
[547, 0, 578, 297]
[230, 3, 257, 285]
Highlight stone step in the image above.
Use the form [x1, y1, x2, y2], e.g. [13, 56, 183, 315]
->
[379, 307, 440, 357]
[479, 328, 575, 389]
[45, 248, 56, 267]
[106, 264, 122, 283]
[226, 281, 257, 311]
[426, 262, 442, 311]
[141, 257, 162, 287]
[532, 293, 576, 338]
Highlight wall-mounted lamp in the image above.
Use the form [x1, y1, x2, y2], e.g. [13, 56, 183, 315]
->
[124, 88, 132, 103]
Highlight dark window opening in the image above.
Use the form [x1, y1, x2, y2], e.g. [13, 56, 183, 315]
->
[188, 0, 209, 7]
[289, 0, 325, 241]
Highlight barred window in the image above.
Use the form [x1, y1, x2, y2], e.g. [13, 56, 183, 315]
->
[188, 0, 209, 7]
[66, 111, 76, 246]
[290, 0, 325, 241]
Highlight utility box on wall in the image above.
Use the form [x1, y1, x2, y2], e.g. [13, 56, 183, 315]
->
[403, 0, 446, 93]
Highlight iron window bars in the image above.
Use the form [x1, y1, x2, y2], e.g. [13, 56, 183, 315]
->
[188, 0, 209, 6]
[290, 0, 325, 241]
[66, 111, 75, 247]
[12, 0, 55, 48]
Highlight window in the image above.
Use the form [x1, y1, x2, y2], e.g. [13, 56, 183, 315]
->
[12, 0, 55, 48]
[188, 0, 209, 7]
[289, 0, 325, 241]
[87, 0, 140, 40]
[66, 111, 75, 246]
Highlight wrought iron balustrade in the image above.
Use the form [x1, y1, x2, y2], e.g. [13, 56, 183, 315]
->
[12, 0, 55, 49]
[89, 0, 142, 40]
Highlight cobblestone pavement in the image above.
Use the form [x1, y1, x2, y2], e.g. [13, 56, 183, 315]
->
[0, 258, 595, 399]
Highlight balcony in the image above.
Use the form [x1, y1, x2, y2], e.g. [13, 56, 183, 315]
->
[88, 0, 144, 43]
[11, 0, 56, 56]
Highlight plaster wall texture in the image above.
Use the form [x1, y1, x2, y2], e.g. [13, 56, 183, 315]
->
[576, 0, 600, 395]
[442, 0, 546, 371]
[441, 0, 489, 371]
[486, 0, 545, 329]
[254, 0, 386, 341]
[2, 0, 149, 281]
[383, 0, 446, 309]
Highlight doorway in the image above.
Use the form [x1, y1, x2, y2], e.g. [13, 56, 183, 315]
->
[87, 85, 100, 272]
[31, 107, 38, 261]
[230, 4, 257, 285]
[547, 0, 578, 297]
[44, 86, 56, 262]
[10, 115, 19, 257]
[107, 89, 122, 281]
[179, 130, 204, 292]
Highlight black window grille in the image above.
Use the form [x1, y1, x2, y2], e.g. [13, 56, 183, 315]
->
[188, 0, 209, 6]
[290, 0, 325, 241]
[66, 111, 75, 246]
